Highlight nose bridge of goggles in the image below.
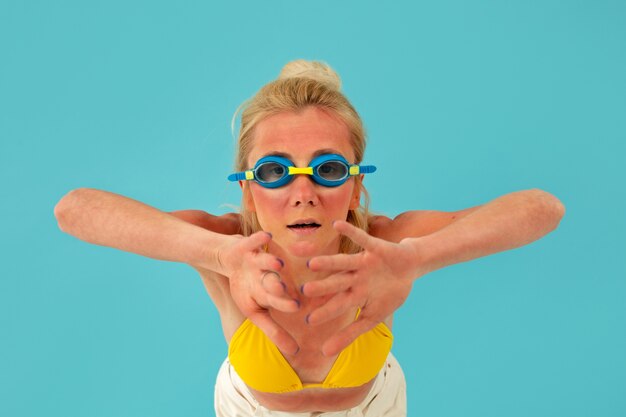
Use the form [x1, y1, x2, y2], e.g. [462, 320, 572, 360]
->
[288, 166, 314, 176]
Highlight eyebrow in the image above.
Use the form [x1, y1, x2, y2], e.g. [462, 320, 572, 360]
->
[260, 148, 344, 160]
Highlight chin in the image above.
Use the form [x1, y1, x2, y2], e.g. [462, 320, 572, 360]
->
[286, 237, 341, 258]
[283, 241, 320, 258]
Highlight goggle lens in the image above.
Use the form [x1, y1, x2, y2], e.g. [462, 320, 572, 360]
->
[316, 161, 348, 181]
[256, 162, 287, 183]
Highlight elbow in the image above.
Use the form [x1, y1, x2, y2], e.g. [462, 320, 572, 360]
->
[527, 188, 566, 230]
[54, 188, 90, 232]
[54, 191, 74, 232]
[553, 197, 566, 221]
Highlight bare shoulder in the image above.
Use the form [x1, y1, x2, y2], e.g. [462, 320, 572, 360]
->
[368, 206, 482, 243]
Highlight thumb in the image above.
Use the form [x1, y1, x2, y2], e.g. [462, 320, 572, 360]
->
[240, 231, 272, 252]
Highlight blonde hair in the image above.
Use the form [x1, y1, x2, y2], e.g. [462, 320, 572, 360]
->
[233, 60, 371, 254]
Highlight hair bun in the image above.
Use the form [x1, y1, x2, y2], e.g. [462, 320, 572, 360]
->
[278, 60, 341, 91]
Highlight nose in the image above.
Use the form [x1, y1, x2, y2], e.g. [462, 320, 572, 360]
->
[289, 175, 320, 207]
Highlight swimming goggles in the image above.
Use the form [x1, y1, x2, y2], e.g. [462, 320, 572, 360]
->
[228, 153, 376, 188]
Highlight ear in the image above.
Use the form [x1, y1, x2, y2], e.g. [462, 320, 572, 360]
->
[242, 182, 256, 213]
[349, 175, 363, 210]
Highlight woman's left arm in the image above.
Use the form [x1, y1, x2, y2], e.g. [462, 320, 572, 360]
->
[389, 188, 565, 273]
[305, 188, 565, 356]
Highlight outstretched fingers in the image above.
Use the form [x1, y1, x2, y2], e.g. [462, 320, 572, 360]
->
[333, 220, 378, 251]
[307, 253, 361, 273]
[258, 271, 299, 312]
[254, 252, 284, 275]
[322, 319, 377, 357]
[248, 310, 299, 355]
[259, 270, 285, 296]
[264, 291, 300, 312]
[301, 272, 354, 297]
[306, 291, 357, 326]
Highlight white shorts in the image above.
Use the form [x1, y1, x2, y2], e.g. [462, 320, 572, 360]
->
[214, 352, 407, 417]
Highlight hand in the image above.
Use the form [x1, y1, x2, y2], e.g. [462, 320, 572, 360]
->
[216, 232, 300, 355]
[303, 220, 425, 356]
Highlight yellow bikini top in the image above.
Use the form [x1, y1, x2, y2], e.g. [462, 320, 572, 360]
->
[228, 310, 393, 393]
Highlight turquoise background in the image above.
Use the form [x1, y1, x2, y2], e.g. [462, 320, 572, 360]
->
[2, 0, 625, 416]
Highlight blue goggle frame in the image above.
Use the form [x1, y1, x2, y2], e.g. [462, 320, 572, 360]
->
[228, 153, 376, 188]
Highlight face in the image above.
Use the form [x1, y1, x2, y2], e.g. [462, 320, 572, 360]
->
[243, 106, 361, 258]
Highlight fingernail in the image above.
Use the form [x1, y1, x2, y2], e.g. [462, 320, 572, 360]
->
[280, 281, 287, 291]
[305, 313, 311, 324]
[265, 232, 272, 239]
[277, 258, 284, 268]
[300, 284, 305, 295]
[294, 346, 300, 355]
[332, 220, 337, 227]
[294, 299, 300, 308]
[306, 259, 311, 269]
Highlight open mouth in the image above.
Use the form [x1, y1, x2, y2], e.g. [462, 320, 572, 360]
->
[287, 222, 321, 229]
[287, 219, 321, 231]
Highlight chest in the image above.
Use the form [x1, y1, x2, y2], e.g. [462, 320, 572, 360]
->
[267, 304, 359, 382]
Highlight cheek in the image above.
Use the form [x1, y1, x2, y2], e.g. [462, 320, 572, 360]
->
[322, 186, 357, 211]
[249, 187, 286, 216]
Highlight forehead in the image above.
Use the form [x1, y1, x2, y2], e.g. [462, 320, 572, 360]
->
[249, 106, 354, 164]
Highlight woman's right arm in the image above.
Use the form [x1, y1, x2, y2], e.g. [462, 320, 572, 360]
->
[55, 188, 301, 352]
[54, 188, 228, 273]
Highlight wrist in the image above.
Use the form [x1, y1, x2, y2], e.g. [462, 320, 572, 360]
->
[186, 229, 229, 274]
[402, 236, 443, 281]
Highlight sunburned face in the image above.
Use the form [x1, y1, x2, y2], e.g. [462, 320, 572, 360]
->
[243, 106, 361, 259]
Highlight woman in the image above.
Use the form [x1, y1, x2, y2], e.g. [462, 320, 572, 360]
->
[54, 60, 565, 416]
